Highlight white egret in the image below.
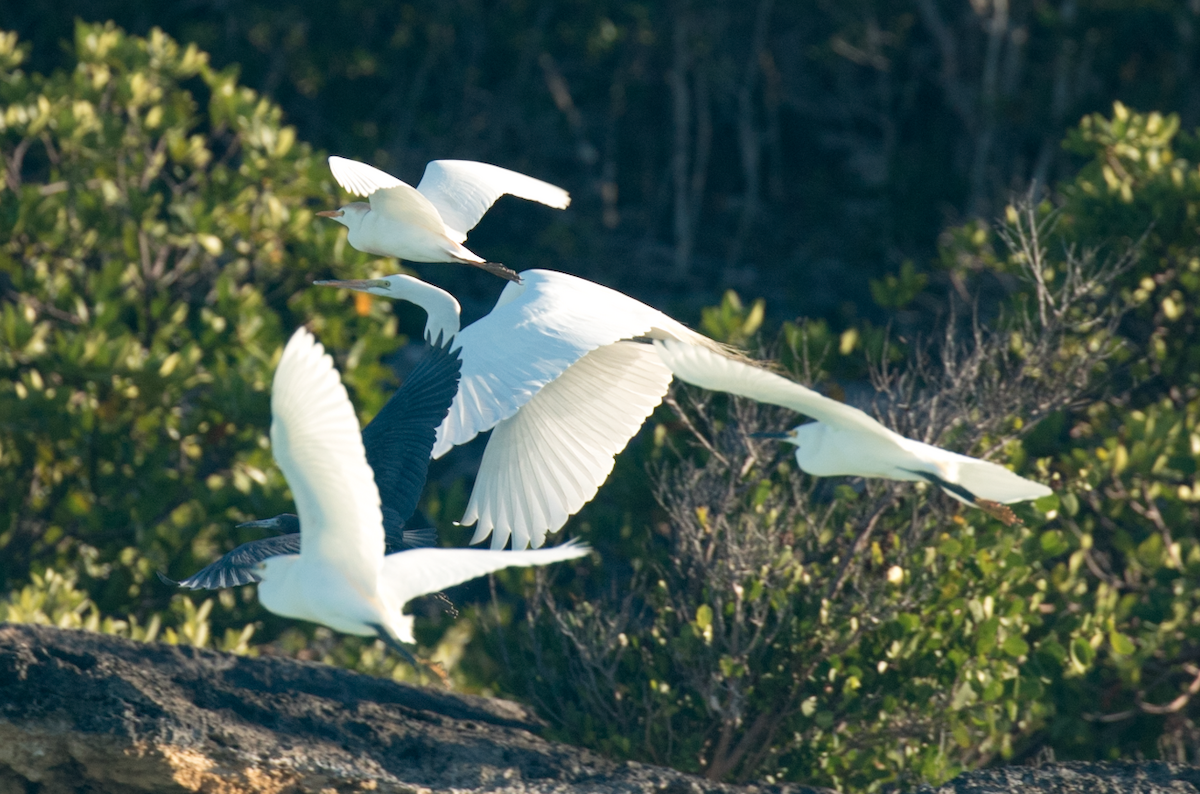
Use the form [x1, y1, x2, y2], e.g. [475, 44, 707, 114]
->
[161, 337, 460, 590]
[317, 156, 570, 283]
[315, 269, 730, 550]
[170, 328, 589, 663]
[653, 340, 1051, 523]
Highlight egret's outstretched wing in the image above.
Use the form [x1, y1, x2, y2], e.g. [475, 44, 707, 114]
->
[271, 329, 383, 581]
[163, 535, 301, 590]
[363, 337, 462, 537]
[416, 160, 571, 243]
[329, 156, 405, 196]
[464, 342, 672, 549]
[328, 156, 447, 238]
[901, 439, 1053, 504]
[434, 270, 711, 457]
[654, 340, 888, 436]
[381, 540, 590, 609]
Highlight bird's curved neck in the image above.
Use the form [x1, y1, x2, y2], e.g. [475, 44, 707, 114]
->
[385, 275, 462, 343]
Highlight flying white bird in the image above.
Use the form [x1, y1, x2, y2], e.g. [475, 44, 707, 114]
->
[653, 340, 1052, 524]
[161, 337, 461, 590]
[172, 327, 589, 665]
[315, 269, 730, 550]
[317, 156, 570, 283]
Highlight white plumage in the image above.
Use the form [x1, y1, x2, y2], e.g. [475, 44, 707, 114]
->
[316, 269, 725, 550]
[653, 339, 1052, 511]
[254, 328, 590, 649]
[319, 157, 570, 282]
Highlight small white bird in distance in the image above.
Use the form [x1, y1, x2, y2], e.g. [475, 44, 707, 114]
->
[200, 328, 590, 668]
[653, 340, 1052, 525]
[317, 156, 571, 283]
[314, 269, 731, 550]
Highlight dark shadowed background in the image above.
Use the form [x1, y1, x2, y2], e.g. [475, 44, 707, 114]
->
[8, 0, 1200, 326]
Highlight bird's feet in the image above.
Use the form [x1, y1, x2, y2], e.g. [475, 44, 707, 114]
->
[976, 499, 1021, 527]
[473, 261, 522, 283]
[371, 624, 451, 687]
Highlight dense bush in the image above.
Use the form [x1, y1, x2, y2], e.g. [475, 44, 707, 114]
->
[7, 19, 1200, 794]
[0, 23, 405, 653]
[463, 202, 1129, 789]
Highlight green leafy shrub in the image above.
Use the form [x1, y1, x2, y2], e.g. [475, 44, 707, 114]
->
[1018, 102, 1200, 762]
[0, 23, 404, 648]
[458, 201, 1130, 790]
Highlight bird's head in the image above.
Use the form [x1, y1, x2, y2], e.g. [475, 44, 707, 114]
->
[316, 202, 369, 229]
[313, 274, 462, 343]
[237, 514, 300, 534]
[313, 276, 395, 298]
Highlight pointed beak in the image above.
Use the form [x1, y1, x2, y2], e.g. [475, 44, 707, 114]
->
[313, 278, 388, 293]
[236, 518, 281, 530]
[316, 210, 344, 218]
[749, 431, 793, 440]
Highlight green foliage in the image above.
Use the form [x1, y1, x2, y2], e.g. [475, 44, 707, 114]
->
[0, 23, 403, 646]
[700, 290, 765, 347]
[6, 18, 1200, 794]
[1025, 102, 1200, 760]
[870, 260, 928, 310]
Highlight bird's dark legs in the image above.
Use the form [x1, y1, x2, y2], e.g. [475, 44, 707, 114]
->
[903, 470, 1022, 527]
[468, 261, 522, 283]
[368, 624, 450, 684]
[973, 499, 1020, 527]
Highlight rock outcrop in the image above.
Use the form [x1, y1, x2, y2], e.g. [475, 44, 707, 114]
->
[916, 760, 1200, 794]
[0, 623, 819, 794]
[1, 623, 1198, 794]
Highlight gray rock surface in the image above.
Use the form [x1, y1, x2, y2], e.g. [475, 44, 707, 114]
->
[917, 760, 1200, 794]
[0, 623, 824, 794]
[2, 623, 1197, 794]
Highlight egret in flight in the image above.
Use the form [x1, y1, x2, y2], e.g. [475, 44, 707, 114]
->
[161, 336, 459, 590]
[169, 328, 589, 664]
[317, 156, 570, 283]
[315, 269, 731, 550]
[653, 340, 1051, 524]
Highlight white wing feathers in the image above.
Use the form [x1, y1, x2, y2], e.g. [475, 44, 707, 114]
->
[380, 540, 590, 610]
[653, 340, 883, 435]
[434, 271, 704, 457]
[328, 156, 406, 196]
[417, 160, 571, 243]
[464, 342, 674, 549]
[270, 329, 383, 581]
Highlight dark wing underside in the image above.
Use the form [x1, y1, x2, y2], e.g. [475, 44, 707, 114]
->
[161, 522, 440, 592]
[160, 534, 302, 590]
[363, 336, 463, 537]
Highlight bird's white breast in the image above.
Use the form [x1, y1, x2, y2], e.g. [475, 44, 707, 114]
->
[258, 557, 387, 637]
[791, 423, 922, 481]
[350, 212, 457, 262]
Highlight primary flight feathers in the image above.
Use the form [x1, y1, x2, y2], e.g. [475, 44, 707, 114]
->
[654, 340, 1052, 511]
[317, 268, 728, 551]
